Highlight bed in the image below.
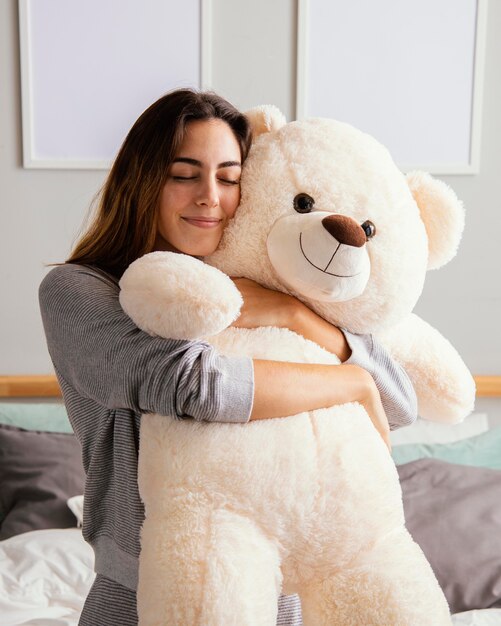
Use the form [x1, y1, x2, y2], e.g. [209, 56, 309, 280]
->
[1, 374, 500, 625]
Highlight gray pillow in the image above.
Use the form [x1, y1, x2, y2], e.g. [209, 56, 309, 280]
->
[399, 458, 501, 614]
[0, 423, 85, 539]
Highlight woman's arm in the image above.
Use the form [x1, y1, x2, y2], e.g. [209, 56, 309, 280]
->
[230, 278, 350, 359]
[39, 264, 255, 423]
[40, 265, 388, 448]
[232, 278, 417, 431]
[251, 360, 390, 449]
[290, 305, 417, 430]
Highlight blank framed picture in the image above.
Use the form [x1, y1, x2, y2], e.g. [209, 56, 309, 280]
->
[19, 0, 210, 169]
[296, 0, 488, 174]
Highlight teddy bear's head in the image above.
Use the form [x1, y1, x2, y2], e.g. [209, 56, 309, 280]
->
[207, 106, 464, 334]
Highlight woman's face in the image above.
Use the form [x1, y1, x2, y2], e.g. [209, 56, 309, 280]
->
[155, 118, 242, 257]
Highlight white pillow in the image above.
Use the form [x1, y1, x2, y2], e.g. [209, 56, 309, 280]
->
[390, 412, 489, 446]
[67, 495, 84, 527]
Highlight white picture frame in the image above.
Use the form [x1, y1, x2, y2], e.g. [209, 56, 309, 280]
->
[296, 0, 488, 175]
[19, 0, 213, 170]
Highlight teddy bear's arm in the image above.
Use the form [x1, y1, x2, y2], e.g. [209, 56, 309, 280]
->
[377, 313, 475, 424]
[119, 252, 243, 340]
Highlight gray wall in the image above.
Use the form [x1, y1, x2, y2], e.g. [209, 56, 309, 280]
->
[1, 1, 107, 373]
[1, 0, 499, 416]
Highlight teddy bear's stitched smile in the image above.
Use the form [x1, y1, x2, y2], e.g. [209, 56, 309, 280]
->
[299, 233, 362, 278]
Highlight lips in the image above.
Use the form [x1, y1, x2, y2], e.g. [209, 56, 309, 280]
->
[181, 217, 222, 228]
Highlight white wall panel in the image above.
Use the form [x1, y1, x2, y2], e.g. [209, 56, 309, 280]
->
[19, 0, 204, 168]
[297, 0, 487, 173]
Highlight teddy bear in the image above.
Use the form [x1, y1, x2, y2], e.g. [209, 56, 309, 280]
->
[119, 106, 475, 626]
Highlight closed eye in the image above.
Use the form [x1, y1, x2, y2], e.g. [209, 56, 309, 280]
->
[170, 175, 240, 185]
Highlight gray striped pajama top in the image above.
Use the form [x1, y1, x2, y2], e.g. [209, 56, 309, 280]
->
[39, 263, 417, 626]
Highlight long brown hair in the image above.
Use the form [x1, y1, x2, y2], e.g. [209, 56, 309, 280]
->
[66, 89, 252, 278]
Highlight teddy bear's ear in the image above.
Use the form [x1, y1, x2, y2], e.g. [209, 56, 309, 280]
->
[406, 171, 465, 270]
[244, 105, 287, 137]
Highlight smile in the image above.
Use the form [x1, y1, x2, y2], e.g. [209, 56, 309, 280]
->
[299, 233, 360, 278]
[181, 217, 222, 229]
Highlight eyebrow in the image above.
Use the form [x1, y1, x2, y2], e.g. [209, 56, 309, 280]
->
[173, 157, 241, 168]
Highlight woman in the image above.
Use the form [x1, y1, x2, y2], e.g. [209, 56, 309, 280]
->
[39, 89, 416, 626]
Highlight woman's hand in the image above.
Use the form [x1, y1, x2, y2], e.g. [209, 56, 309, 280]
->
[231, 278, 351, 361]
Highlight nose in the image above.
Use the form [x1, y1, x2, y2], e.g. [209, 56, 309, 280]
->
[197, 176, 219, 208]
[321, 215, 367, 247]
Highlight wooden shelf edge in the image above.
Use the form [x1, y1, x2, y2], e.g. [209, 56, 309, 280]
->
[1, 374, 501, 399]
[474, 375, 501, 398]
[0, 375, 62, 398]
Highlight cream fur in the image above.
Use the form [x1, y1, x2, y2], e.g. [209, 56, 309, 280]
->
[119, 107, 477, 625]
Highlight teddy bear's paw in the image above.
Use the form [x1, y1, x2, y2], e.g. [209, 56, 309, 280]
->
[379, 314, 475, 424]
[119, 252, 243, 340]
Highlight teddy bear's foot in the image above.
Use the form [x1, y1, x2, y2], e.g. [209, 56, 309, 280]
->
[299, 529, 452, 626]
[138, 506, 282, 626]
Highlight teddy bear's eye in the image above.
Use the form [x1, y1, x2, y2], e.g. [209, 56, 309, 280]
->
[361, 220, 376, 240]
[293, 193, 315, 214]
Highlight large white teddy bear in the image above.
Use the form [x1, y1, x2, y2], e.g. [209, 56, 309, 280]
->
[119, 106, 475, 626]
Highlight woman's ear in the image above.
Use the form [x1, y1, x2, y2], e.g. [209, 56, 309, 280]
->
[244, 105, 287, 137]
[407, 171, 465, 270]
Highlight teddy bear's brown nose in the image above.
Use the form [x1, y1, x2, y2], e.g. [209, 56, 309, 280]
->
[322, 215, 367, 248]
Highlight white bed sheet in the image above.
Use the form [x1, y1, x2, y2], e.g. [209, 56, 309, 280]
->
[0, 528, 95, 626]
[0, 527, 499, 625]
[452, 609, 501, 625]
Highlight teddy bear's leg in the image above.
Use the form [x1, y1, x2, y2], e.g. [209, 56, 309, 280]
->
[299, 529, 452, 626]
[138, 505, 283, 626]
[199, 509, 284, 625]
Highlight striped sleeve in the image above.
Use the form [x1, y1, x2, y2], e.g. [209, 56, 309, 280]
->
[39, 264, 254, 424]
[343, 330, 418, 430]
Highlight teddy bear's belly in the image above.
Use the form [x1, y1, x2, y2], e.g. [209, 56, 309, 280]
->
[138, 327, 403, 569]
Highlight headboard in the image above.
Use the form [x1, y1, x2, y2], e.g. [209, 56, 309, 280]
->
[0, 375, 500, 398]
